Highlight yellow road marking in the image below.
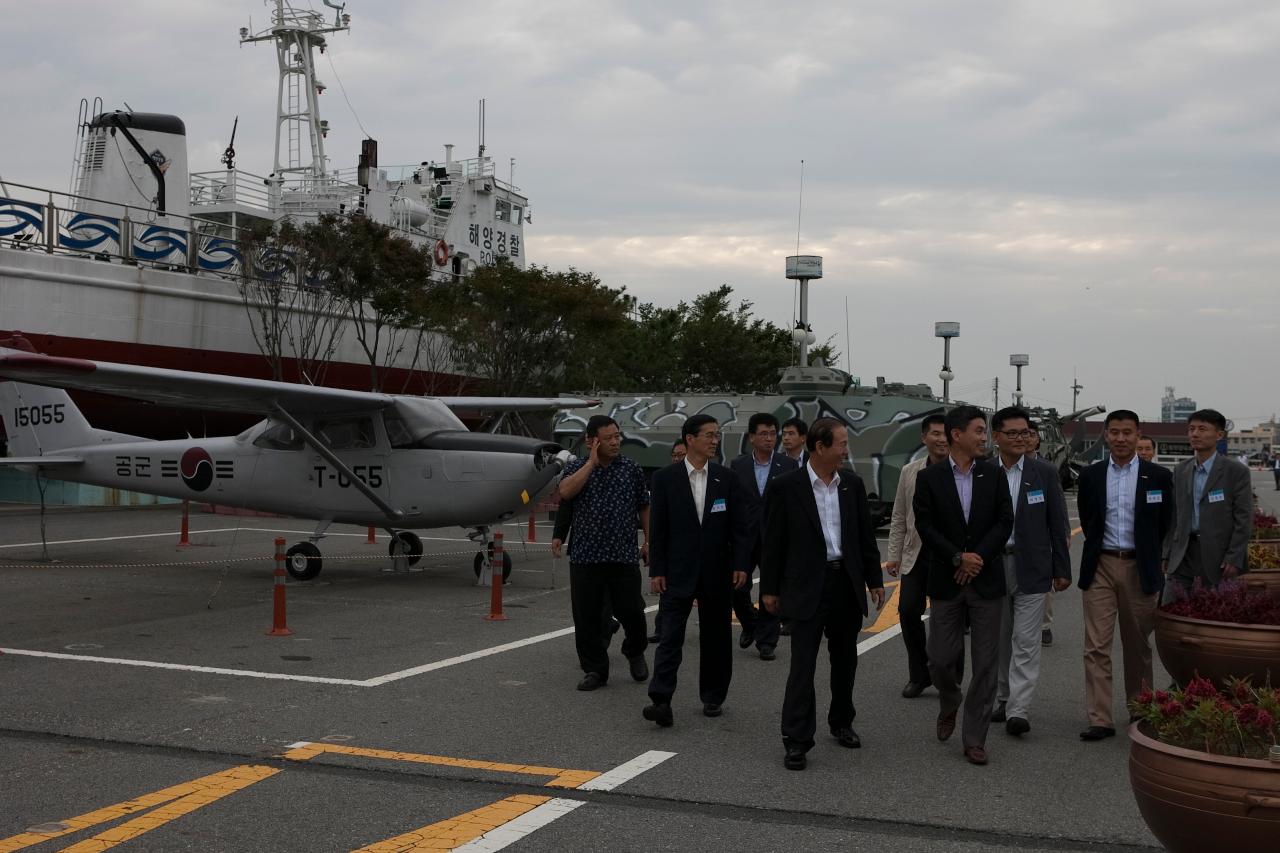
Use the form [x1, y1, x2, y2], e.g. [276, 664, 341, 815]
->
[353, 795, 550, 853]
[865, 580, 901, 634]
[283, 743, 600, 789]
[0, 766, 279, 853]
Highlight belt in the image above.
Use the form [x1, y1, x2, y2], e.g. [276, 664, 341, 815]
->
[826, 559, 844, 570]
[1101, 548, 1137, 559]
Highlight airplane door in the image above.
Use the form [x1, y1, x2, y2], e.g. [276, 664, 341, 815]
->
[309, 414, 390, 513]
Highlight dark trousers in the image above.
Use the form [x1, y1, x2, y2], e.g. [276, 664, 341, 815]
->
[898, 566, 930, 685]
[928, 586, 1003, 750]
[780, 567, 863, 752]
[1274, 468, 1280, 489]
[570, 561, 648, 679]
[731, 572, 780, 649]
[648, 572, 732, 706]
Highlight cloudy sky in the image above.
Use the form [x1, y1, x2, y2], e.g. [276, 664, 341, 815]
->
[4, 1, 1277, 425]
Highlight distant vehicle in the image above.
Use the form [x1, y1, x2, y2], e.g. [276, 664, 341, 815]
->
[0, 340, 588, 580]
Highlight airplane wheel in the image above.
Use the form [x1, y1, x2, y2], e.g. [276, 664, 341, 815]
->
[473, 550, 513, 583]
[285, 542, 323, 581]
[388, 531, 423, 566]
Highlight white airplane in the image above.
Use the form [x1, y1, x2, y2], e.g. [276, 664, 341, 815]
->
[0, 339, 588, 580]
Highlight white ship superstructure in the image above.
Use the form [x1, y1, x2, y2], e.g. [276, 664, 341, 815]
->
[0, 1, 530, 439]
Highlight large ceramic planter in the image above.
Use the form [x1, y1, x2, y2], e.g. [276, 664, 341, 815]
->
[1243, 569, 1280, 597]
[1129, 724, 1280, 852]
[1155, 610, 1280, 687]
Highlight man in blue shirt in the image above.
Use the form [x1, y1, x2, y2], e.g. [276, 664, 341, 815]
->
[558, 415, 651, 691]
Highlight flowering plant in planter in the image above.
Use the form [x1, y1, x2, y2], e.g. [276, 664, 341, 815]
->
[1253, 506, 1280, 541]
[1130, 676, 1280, 759]
[1249, 542, 1280, 569]
[1162, 579, 1280, 624]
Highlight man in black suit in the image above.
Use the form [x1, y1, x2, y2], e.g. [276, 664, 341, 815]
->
[913, 405, 1014, 766]
[780, 417, 809, 468]
[728, 412, 797, 660]
[761, 417, 885, 771]
[1077, 409, 1174, 741]
[643, 415, 753, 726]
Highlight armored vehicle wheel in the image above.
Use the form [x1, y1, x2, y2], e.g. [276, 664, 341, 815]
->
[388, 531, 424, 566]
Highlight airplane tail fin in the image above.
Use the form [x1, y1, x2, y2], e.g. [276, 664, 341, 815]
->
[0, 372, 137, 457]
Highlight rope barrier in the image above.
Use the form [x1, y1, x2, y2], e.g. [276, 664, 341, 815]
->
[0, 546, 555, 571]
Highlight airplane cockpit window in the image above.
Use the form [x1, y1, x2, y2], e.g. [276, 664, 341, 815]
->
[253, 423, 305, 451]
[315, 416, 377, 450]
[383, 413, 416, 449]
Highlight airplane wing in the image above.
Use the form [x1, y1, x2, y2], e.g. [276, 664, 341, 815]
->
[0, 456, 84, 466]
[0, 351, 395, 416]
[438, 397, 598, 412]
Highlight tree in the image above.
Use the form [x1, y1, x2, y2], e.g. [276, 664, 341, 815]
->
[300, 214, 438, 391]
[435, 260, 631, 397]
[237, 219, 346, 385]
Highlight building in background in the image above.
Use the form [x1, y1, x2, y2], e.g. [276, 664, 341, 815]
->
[1229, 420, 1276, 461]
[1160, 387, 1197, 423]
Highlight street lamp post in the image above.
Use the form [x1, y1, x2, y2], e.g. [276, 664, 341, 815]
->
[1010, 353, 1029, 406]
[935, 322, 960, 403]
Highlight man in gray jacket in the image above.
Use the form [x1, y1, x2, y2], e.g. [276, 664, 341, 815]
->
[1164, 409, 1253, 596]
[988, 407, 1071, 736]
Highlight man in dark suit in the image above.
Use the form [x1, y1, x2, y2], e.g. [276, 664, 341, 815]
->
[913, 405, 1014, 766]
[988, 407, 1071, 737]
[728, 412, 797, 660]
[1077, 409, 1175, 740]
[761, 417, 885, 771]
[780, 417, 809, 468]
[1164, 409, 1253, 595]
[643, 415, 753, 726]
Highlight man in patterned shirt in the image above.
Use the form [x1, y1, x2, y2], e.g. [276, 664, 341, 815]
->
[558, 415, 652, 691]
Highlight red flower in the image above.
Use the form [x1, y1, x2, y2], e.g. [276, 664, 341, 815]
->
[1154, 690, 1171, 703]
[1137, 688, 1154, 705]
[1185, 676, 1218, 699]
[1257, 711, 1275, 730]
[1236, 704, 1259, 725]
[1161, 701, 1184, 716]
[1233, 681, 1251, 701]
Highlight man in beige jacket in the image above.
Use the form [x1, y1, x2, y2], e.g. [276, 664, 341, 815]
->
[885, 414, 949, 698]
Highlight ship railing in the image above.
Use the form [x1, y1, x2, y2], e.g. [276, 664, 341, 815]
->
[190, 169, 273, 211]
[1, 180, 283, 283]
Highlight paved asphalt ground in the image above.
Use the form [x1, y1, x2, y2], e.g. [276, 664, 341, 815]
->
[7, 472, 1273, 851]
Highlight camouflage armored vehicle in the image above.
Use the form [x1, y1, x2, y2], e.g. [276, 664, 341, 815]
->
[554, 361, 1095, 528]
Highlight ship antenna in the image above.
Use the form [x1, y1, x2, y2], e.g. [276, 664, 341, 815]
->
[221, 116, 238, 170]
[478, 98, 486, 159]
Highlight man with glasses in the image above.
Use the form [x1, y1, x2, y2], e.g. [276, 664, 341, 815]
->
[729, 413, 797, 660]
[989, 408, 1071, 737]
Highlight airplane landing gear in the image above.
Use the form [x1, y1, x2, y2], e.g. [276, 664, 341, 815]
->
[388, 531, 423, 566]
[285, 542, 323, 581]
[472, 543, 513, 582]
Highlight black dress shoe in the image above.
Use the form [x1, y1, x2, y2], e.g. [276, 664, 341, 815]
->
[738, 628, 755, 649]
[783, 747, 807, 771]
[647, 632, 660, 643]
[1041, 628, 1053, 646]
[1006, 717, 1030, 736]
[937, 710, 957, 742]
[991, 702, 1007, 723]
[642, 702, 674, 727]
[779, 621, 792, 636]
[758, 644, 776, 661]
[901, 680, 930, 699]
[831, 726, 861, 748]
[628, 654, 649, 682]
[1079, 725, 1116, 741]
[702, 702, 722, 718]
[577, 672, 606, 691]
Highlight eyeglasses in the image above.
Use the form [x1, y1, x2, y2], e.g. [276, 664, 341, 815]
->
[999, 429, 1033, 438]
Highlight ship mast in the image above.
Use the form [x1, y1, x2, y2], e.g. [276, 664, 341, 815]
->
[241, 1, 350, 204]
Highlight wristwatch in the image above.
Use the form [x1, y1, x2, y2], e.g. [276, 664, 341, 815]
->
[952, 551, 963, 568]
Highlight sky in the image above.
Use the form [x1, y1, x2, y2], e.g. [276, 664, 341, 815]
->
[3, 1, 1278, 426]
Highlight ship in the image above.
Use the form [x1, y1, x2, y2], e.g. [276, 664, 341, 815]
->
[0, 1, 528, 440]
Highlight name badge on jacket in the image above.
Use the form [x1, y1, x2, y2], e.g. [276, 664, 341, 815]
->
[710, 498, 727, 514]
[1208, 489, 1225, 504]
[1146, 490, 1163, 504]
[1026, 489, 1045, 505]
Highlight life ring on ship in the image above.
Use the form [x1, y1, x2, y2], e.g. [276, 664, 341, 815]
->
[433, 240, 449, 267]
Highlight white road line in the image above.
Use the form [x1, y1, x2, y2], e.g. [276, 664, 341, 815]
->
[576, 750, 677, 791]
[0, 648, 367, 685]
[453, 750, 675, 852]
[361, 627, 578, 686]
[453, 799, 586, 852]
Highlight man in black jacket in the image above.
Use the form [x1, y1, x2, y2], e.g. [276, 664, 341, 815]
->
[643, 415, 753, 726]
[913, 405, 1014, 766]
[728, 412, 797, 660]
[761, 418, 885, 771]
[1077, 409, 1174, 741]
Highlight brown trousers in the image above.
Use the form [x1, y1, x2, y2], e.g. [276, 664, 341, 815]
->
[1082, 554, 1158, 728]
